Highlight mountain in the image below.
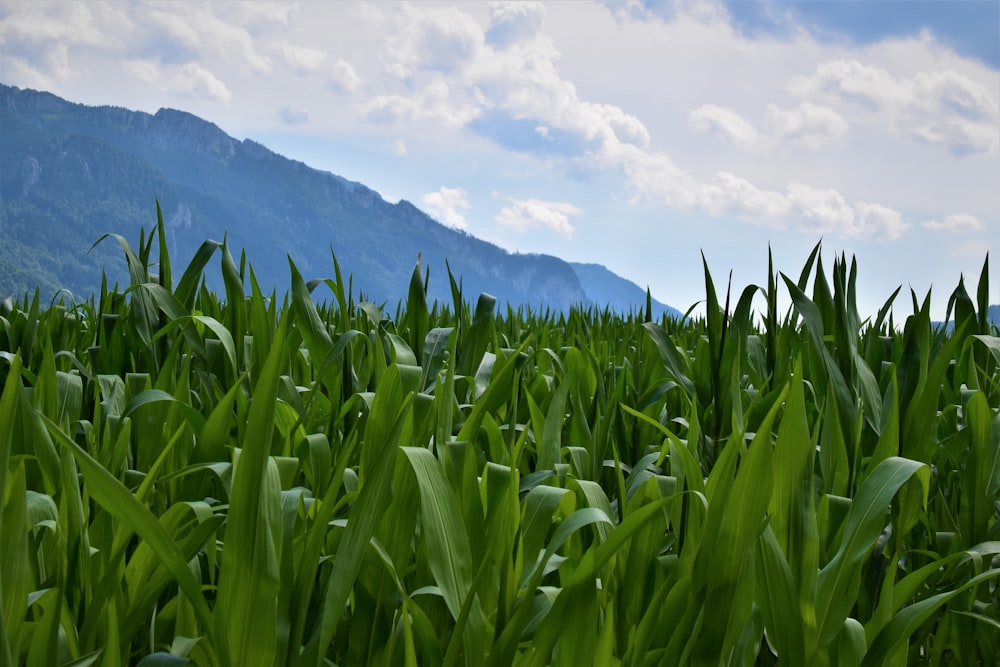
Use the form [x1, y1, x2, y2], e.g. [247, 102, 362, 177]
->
[0, 83, 679, 316]
[570, 262, 682, 319]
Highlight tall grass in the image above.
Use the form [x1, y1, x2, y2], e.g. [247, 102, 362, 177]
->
[1, 211, 998, 665]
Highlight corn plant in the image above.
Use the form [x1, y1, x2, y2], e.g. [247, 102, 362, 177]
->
[1, 208, 998, 666]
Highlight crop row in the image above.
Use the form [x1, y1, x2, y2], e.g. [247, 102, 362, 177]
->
[1, 211, 998, 665]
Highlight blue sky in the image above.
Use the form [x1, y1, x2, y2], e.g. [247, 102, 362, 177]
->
[1, 0, 997, 318]
[724, 1, 999, 67]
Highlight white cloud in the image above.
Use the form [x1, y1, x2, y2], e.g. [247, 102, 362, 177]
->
[215, 2, 295, 29]
[329, 59, 362, 94]
[276, 42, 329, 75]
[0, 2, 119, 50]
[602, 140, 702, 209]
[923, 214, 984, 232]
[350, 5, 996, 247]
[495, 197, 582, 237]
[790, 59, 999, 155]
[363, 78, 480, 127]
[422, 186, 472, 230]
[0, 3, 130, 81]
[702, 172, 791, 221]
[852, 202, 909, 241]
[392, 139, 408, 156]
[947, 239, 992, 261]
[0, 55, 54, 89]
[789, 59, 900, 109]
[689, 104, 760, 148]
[786, 182, 855, 233]
[690, 102, 846, 150]
[125, 59, 161, 83]
[144, 3, 272, 74]
[169, 63, 233, 105]
[382, 5, 485, 79]
[279, 105, 309, 125]
[126, 60, 232, 105]
[763, 102, 848, 147]
[682, 173, 909, 241]
[275, 42, 361, 93]
[362, 3, 651, 154]
[486, 1, 547, 48]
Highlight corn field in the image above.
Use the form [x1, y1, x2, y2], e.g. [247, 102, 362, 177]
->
[1, 211, 999, 666]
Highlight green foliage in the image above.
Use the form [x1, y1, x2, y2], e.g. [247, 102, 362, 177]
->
[1, 222, 998, 666]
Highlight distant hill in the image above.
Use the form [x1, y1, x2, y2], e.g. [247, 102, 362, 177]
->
[932, 304, 1000, 333]
[0, 83, 679, 316]
[570, 262, 682, 319]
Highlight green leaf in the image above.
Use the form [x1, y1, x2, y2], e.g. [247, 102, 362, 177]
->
[861, 569, 1000, 666]
[135, 653, 191, 666]
[817, 457, 929, 648]
[310, 365, 413, 662]
[41, 417, 215, 642]
[642, 321, 695, 395]
[215, 315, 288, 666]
[401, 447, 486, 663]
[755, 524, 805, 664]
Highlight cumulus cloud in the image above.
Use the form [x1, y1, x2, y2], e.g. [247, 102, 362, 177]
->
[0, 2, 123, 50]
[364, 3, 650, 154]
[275, 42, 361, 93]
[763, 102, 848, 147]
[329, 60, 362, 94]
[383, 5, 485, 79]
[786, 182, 855, 233]
[422, 187, 472, 230]
[0, 2, 130, 81]
[0, 2, 279, 96]
[150, 3, 271, 73]
[701, 172, 791, 221]
[357, 4, 990, 245]
[0, 55, 54, 90]
[689, 104, 760, 148]
[947, 239, 993, 261]
[852, 202, 909, 241]
[601, 140, 702, 209]
[143, 3, 272, 74]
[276, 42, 329, 75]
[279, 105, 309, 125]
[125, 60, 232, 105]
[635, 166, 909, 241]
[486, 1, 547, 48]
[690, 102, 846, 150]
[214, 2, 295, 29]
[124, 59, 160, 83]
[790, 59, 999, 155]
[363, 78, 480, 127]
[168, 63, 233, 105]
[790, 59, 898, 108]
[923, 214, 984, 232]
[495, 197, 582, 237]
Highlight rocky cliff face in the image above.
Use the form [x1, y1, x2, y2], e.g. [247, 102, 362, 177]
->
[19, 157, 41, 196]
[146, 108, 238, 157]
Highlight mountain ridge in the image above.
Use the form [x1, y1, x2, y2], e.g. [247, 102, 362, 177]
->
[1, 82, 681, 318]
